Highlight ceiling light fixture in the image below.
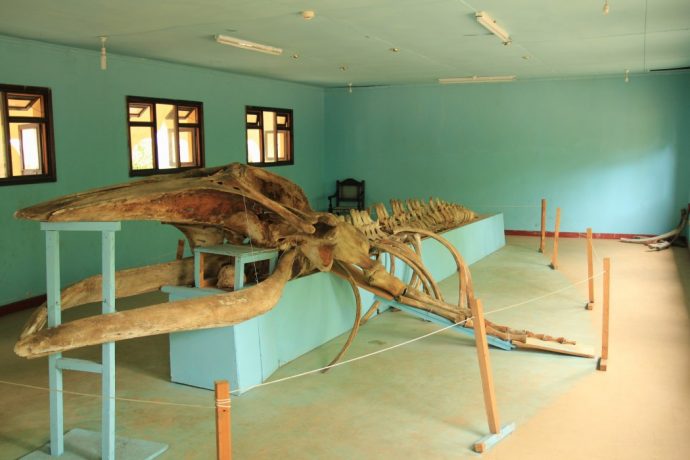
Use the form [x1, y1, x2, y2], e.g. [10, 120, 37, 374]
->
[603, 1, 610, 15]
[438, 75, 516, 84]
[475, 11, 511, 45]
[302, 10, 315, 20]
[214, 34, 282, 56]
[99, 36, 107, 70]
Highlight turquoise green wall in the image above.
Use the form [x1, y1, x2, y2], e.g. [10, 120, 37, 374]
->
[2, 33, 689, 308]
[0, 35, 326, 306]
[325, 74, 690, 236]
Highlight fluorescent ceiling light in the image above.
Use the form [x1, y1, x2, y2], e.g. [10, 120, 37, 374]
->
[214, 34, 282, 56]
[438, 76, 516, 84]
[475, 11, 511, 45]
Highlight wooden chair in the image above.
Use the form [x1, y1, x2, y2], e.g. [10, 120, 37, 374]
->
[328, 178, 365, 215]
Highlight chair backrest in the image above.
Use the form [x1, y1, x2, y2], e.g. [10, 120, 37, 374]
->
[330, 178, 365, 212]
[338, 178, 364, 202]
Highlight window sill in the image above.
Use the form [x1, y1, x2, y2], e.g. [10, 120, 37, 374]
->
[129, 166, 203, 177]
[0, 175, 57, 186]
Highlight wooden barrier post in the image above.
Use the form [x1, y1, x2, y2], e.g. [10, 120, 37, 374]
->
[550, 207, 561, 270]
[176, 239, 185, 260]
[215, 380, 232, 460]
[198, 251, 209, 288]
[586, 228, 594, 310]
[470, 298, 515, 452]
[597, 258, 611, 371]
[539, 198, 547, 253]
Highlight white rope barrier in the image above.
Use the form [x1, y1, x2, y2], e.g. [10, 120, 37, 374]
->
[575, 232, 604, 262]
[215, 398, 231, 409]
[0, 379, 216, 409]
[0, 270, 603, 403]
[485, 271, 604, 316]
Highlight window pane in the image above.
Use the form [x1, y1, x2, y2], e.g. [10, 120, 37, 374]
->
[126, 97, 203, 175]
[19, 124, 42, 174]
[277, 131, 289, 160]
[245, 107, 292, 166]
[129, 103, 152, 122]
[0, 86, 55, 184]
[263, 111, 276, 129]
[10, 123, 43, 176]
[276, 114, 289, 127]
[130, 126, 154, 170]
[155, 104, 178, 169]
[178, 106, 197, 123]
[247, 128, 261, 163]
[179, 127, 197, 166]
[8, 93, 44, 117]
[264, 136, 275, 162]
[0, 95, 6, 178]
[263, 111, 276, 162]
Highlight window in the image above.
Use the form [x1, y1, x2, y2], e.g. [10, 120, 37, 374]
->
[0, 84, 56, 185]
[246, 106, 293, 166]
[127, 96, 204, 176]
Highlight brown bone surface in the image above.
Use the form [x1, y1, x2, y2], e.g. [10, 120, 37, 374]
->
[14, 163, 576, 360]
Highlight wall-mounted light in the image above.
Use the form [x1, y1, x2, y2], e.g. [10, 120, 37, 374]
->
[475, 11, 511, 45]
[603, 1, 610, 15]
[624, 69, 630, 83]
[99, 36, 108, 70]
[214, 34, 282, 56]
[438, 75, 516, 84]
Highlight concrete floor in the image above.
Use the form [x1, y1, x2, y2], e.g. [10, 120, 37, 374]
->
[0, 236, 688, 459]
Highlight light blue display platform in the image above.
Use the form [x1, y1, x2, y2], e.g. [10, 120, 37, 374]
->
[168, 214, 505, 394]
[21, 429, 168, 459]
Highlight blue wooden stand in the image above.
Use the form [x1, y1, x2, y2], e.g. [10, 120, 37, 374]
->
[194, 243, 278, 288]
[168, 243, 279, 394]
[22, 222, 167, 459]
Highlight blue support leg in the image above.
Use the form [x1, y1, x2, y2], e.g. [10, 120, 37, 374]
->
[101, 230, 116, 460]
[267, 254, 277, 275]
[45, 230, 64, 456]
[235, 259, 245, 289]
[26, 222, 168, 459]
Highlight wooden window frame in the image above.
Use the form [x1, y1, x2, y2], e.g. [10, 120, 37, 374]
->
[0, 84, 56, 186]
[245, 106, 293, 167]
[126, 96, 205, 177]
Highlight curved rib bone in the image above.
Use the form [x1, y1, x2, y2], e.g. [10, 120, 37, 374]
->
[322, 261, 362, 372]
[620, 209, 688, 247]
[393, 227, 474, 308]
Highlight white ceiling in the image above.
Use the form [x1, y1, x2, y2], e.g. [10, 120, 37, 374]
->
[1, 0, 688, 86]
